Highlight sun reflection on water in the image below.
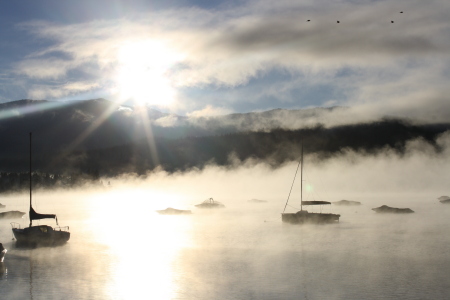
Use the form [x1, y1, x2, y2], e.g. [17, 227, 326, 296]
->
[85, 188, 193, 299]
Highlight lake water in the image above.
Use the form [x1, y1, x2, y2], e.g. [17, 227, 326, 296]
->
[1, 188, 450, 300]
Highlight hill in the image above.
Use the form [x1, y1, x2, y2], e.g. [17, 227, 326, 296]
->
[0, 99, 449, 176]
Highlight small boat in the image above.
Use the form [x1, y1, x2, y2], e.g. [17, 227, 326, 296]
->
[11, 133, 70, 247]
[0, 210, 26, 219]
[372, 205, 414, 214]
[438, 196, 450, 204]
[281, 145, 340, 224]
[195, 198, 225, 208]
[333, 200, 361, 206]
[248, 199, 267, 203]
[0, 243, 6, 262]
[156, 207, 192, 215]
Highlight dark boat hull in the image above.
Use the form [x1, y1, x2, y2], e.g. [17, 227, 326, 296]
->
[195, 198, 225, 208]
[0, 211, 26, 219]
[195, 203, 225, 208]
[12, 225, 70, 247]
[372, 205, 414, 213]
[156, 208, 192, 215]
[282, 211, 340, 224]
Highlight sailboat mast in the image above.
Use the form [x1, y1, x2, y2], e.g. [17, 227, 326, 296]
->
[300, 143, 303, 211]
[29, 132, 32, 227]
[282, 141, 304, 214]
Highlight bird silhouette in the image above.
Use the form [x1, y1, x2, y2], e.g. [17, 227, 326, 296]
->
[400, 11, 403, 13]
[307, 20, 310, 22]
[391, 21, 394, 23]
[337, 20, 340, 23]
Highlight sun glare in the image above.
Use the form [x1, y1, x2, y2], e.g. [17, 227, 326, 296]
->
[116, 41, 182, 106]
[88, 189, 192, 299]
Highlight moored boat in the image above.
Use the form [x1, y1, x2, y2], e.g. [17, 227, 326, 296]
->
[281, 144, 340, 224]
[372, 205, 414, 213]
[195, 198, 225, 208]
[248, 199, 267, 203]
[333, 200, 361, 206]
[156, 207, 192, 215]
[438, 196, 450, 204]
[0, 210, 26, 219]
[11, 133, 70, 247]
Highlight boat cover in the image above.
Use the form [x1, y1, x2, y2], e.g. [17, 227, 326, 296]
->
[301, 201, 331, 205]
[30, 207, 58, 224]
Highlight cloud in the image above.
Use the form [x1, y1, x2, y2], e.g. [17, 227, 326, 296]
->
[186, 105, 233, 117]
[106, 129, 450, 197]
[27, 81, 101, 99]
[4, 0, 450, 120]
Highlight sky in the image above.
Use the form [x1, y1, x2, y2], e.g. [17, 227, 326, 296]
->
[1, 0, 450, 119]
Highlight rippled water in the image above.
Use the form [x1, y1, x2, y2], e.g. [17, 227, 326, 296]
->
[1, 189, 449, 300]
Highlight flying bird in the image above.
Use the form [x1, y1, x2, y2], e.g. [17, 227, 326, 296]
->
[307, 20, 310, 22]
[391, 21, 394, 23]
[337, 20, 340, 23]
[400, 11, 403, 13]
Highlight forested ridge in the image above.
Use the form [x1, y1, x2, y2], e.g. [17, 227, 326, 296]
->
[1, 99, 449, 189]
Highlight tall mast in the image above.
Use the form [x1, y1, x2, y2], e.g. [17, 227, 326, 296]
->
[29, 132, 32, 227]
[281, 141, 304, 214]
[300, 142, 303, 211]
[282, 158, 301, 214]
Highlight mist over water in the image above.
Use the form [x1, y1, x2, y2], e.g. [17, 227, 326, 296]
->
[1, 147, 450, 299]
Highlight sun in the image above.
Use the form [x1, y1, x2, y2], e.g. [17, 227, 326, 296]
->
[115, 40, 182, 106]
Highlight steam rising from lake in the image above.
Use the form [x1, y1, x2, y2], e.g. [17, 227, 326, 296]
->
[1, 135, 450, 299]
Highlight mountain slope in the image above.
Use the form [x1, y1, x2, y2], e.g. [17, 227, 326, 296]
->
[0, 99, 449, 175]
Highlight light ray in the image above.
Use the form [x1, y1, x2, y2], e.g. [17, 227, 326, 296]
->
[0, 100, 69, 121]
[53, 100, 120, 161]
[138, 107, 160, 166]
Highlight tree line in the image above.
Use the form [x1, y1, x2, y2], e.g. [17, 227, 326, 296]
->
[0, 170, 102, 194]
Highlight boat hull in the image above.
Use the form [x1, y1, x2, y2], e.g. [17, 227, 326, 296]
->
[195, 203, 225, 208]
[12, 225, 70, 247]
[282, 211, 340, 224]
[0, 211, 26, 219]
[156, 208, 192, 215]
[372, 205, 414, 213]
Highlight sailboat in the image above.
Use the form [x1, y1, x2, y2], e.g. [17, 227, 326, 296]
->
[195, 198, 225, 208]
[11, 133, 70, 247]
[281, 145, 340, 224]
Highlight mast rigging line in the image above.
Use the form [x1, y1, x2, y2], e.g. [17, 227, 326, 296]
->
[282, 160, 301, 213]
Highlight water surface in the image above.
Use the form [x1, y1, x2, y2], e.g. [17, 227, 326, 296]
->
[1, 190, 449, 299]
